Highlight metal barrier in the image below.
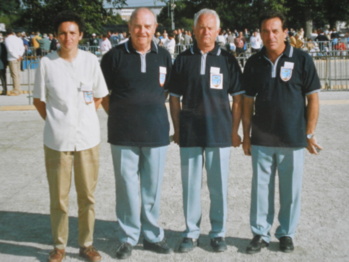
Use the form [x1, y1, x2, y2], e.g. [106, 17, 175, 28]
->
[3, 42, 348, 105]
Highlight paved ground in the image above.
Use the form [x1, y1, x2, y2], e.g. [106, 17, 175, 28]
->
[0, 91, 349, 262]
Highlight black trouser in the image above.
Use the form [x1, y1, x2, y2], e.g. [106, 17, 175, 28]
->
[0, 69, 6, 94]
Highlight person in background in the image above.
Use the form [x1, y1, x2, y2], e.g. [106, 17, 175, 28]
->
[32, 31, 42, 56]
[4, 28, 25, 96]
[164, 32, 176, 59]
[37, 33, 51, 55]
[249, 30, 262, 53]
[49, 33, 58, 52]
[99, 34, 112, 55]
[0, 34, 8, 95]
[89, 33, 99, 46]
[33, 11, 108, 262]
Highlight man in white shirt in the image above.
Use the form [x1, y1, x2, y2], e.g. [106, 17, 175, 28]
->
[33, 11, 108, 262]
[249, 30, 262, 53]
[99, 34, 112, 55]
[4, 28, 25, 95]
[163, 32, 176, 58]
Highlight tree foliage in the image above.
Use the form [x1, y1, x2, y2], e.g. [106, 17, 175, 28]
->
[17, 0, 127, 34]
[2, 0, 349, 36]
[158, 0, 349, 34]
[0, 0, 21, 26]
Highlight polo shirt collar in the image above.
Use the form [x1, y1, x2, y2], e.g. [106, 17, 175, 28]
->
[190, 41, 221, 56]
[259, 41, 294, 59]
[125, 38, 159, 54]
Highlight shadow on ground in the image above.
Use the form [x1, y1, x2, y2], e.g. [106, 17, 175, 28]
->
[0, 211, 262, 261]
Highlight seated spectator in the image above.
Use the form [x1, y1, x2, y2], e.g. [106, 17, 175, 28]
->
[334, 39, 346, 51]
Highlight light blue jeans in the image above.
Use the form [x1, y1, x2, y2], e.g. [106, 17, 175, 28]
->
[250, 145, 305, 242]
[180, 147, 231, 239]
[111, 145, 168, 246]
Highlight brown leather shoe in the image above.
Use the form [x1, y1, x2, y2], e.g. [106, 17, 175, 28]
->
[79, 246, 102, 262]
[48, 248, 65, 262]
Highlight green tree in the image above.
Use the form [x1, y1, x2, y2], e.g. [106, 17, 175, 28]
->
[0, 0, 21, 26]
[18, 0, 127, 34]
[158, 0, 349, 37]
[158, 0, 290, 31]
[285, 0, 349, 38]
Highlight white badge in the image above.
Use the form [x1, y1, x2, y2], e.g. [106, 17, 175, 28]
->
[210, 67, 220, 74]
[210, 73, 223, 89]
[284, 62, 294, 69]
[83, 91, 94, 104]
[80, 83, 93, 91]
[159, 66, 167, 87]
[80, 83, 93, 104]
[280, 67, 292, 82]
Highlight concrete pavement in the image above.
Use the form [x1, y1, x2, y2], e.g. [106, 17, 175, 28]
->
[0, 91, 349, 261]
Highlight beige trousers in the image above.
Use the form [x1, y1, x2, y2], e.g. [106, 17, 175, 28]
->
[8, 60, 21, 93]
[44, 145, 100, 249]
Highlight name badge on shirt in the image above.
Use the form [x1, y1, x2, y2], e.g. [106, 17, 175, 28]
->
[280, 62, 294, 82]
[210, 73, 223, 89]
[83, 91, 93, 104]
[81, 83, 94, 104]
[159, 66, 167, 87]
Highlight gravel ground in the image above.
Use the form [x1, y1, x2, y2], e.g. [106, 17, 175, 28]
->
[0, 91, 348, 262]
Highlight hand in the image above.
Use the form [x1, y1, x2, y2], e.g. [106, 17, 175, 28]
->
[232, 133, 242, 147]
[242, 136, 251, 156]
[172, 131, 180, 145]
[306, 137, 323, 155]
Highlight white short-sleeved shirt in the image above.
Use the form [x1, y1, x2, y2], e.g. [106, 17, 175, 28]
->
[33, 50, 108, 151]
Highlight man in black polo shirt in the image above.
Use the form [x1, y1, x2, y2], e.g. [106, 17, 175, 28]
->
[100, 7, 172, 259]
[242, 11, 323, 254]
[169, 9, 244, 253]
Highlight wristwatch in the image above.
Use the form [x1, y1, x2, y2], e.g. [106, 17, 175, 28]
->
[306, 134, 315, 139]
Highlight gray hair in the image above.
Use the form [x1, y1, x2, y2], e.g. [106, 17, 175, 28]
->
[129, 7, 157, 24]
[194, 9, 220, 30]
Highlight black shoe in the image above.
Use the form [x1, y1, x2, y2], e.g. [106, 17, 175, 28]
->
[210, 237, 227, 252]
[279, 236, 294, 253]
[0, 90, 6, 95]
[177, 238, 199, 253]
[143, 238, 173, 254]
[246, 235, 269, 254]
[116, 242, 132, 259]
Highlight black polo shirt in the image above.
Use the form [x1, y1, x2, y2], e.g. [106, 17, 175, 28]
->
[242, 42, 321, 147]
[101, 40, 172, 147]
[169, 43, 244, 147]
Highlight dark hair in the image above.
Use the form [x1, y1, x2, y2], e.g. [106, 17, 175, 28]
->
[6, 27, 14, 35]
[259, 11, 286, 30]
[53, 11, 85, 34]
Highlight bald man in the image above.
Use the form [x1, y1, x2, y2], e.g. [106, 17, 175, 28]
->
[101, 7, 173, 259]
